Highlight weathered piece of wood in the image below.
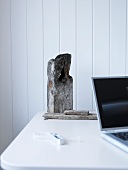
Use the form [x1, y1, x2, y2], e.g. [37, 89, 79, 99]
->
[64, 110, 89, 115]
[43, 112, 97, 120]
[47, 53, 73, 113]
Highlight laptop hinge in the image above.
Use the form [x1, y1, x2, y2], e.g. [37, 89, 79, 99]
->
[102, 129, 128, 133]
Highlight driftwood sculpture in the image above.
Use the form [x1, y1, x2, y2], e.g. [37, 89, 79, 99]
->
[43, 53, 97, 120]
[47, 53, 73, 113]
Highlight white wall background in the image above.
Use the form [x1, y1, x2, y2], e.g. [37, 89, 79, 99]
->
[0, 0, 128, 156]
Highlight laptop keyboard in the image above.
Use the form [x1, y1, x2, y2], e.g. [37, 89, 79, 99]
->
[112, 132, 128, 141]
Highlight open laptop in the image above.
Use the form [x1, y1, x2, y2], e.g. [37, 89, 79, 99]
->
[92, 77, 128, 153]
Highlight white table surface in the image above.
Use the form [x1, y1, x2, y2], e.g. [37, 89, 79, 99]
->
[1, 112, 128, 170]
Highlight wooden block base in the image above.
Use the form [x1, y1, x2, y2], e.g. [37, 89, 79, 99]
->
[43, 111, 97, 120]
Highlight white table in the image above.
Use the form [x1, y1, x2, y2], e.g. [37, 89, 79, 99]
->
[1, 112, 128, 170]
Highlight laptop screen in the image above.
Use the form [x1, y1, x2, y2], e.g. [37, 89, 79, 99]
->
[92, 77, 128, 129]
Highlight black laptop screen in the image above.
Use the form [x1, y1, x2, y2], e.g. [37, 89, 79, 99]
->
[93, 77, 128, 129]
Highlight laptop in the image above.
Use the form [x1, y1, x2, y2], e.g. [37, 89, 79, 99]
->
[92, 76, 128, 153]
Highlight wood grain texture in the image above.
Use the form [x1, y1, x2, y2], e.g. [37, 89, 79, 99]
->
[43, 112, 97, 120]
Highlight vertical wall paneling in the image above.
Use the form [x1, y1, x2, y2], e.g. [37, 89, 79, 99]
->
[0, 0, 12, 154]
[110, 0, 126, 76]
[27, 0, 44, 120]
[43, 0, 60, 112]
[76, 0, 93, 110]
[11, 0, 28, 138]
[93, 0, 110, 76]
[60, 0, 76, 109]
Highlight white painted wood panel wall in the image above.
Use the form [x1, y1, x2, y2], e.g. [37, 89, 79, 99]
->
[0, 0, 128, 155]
